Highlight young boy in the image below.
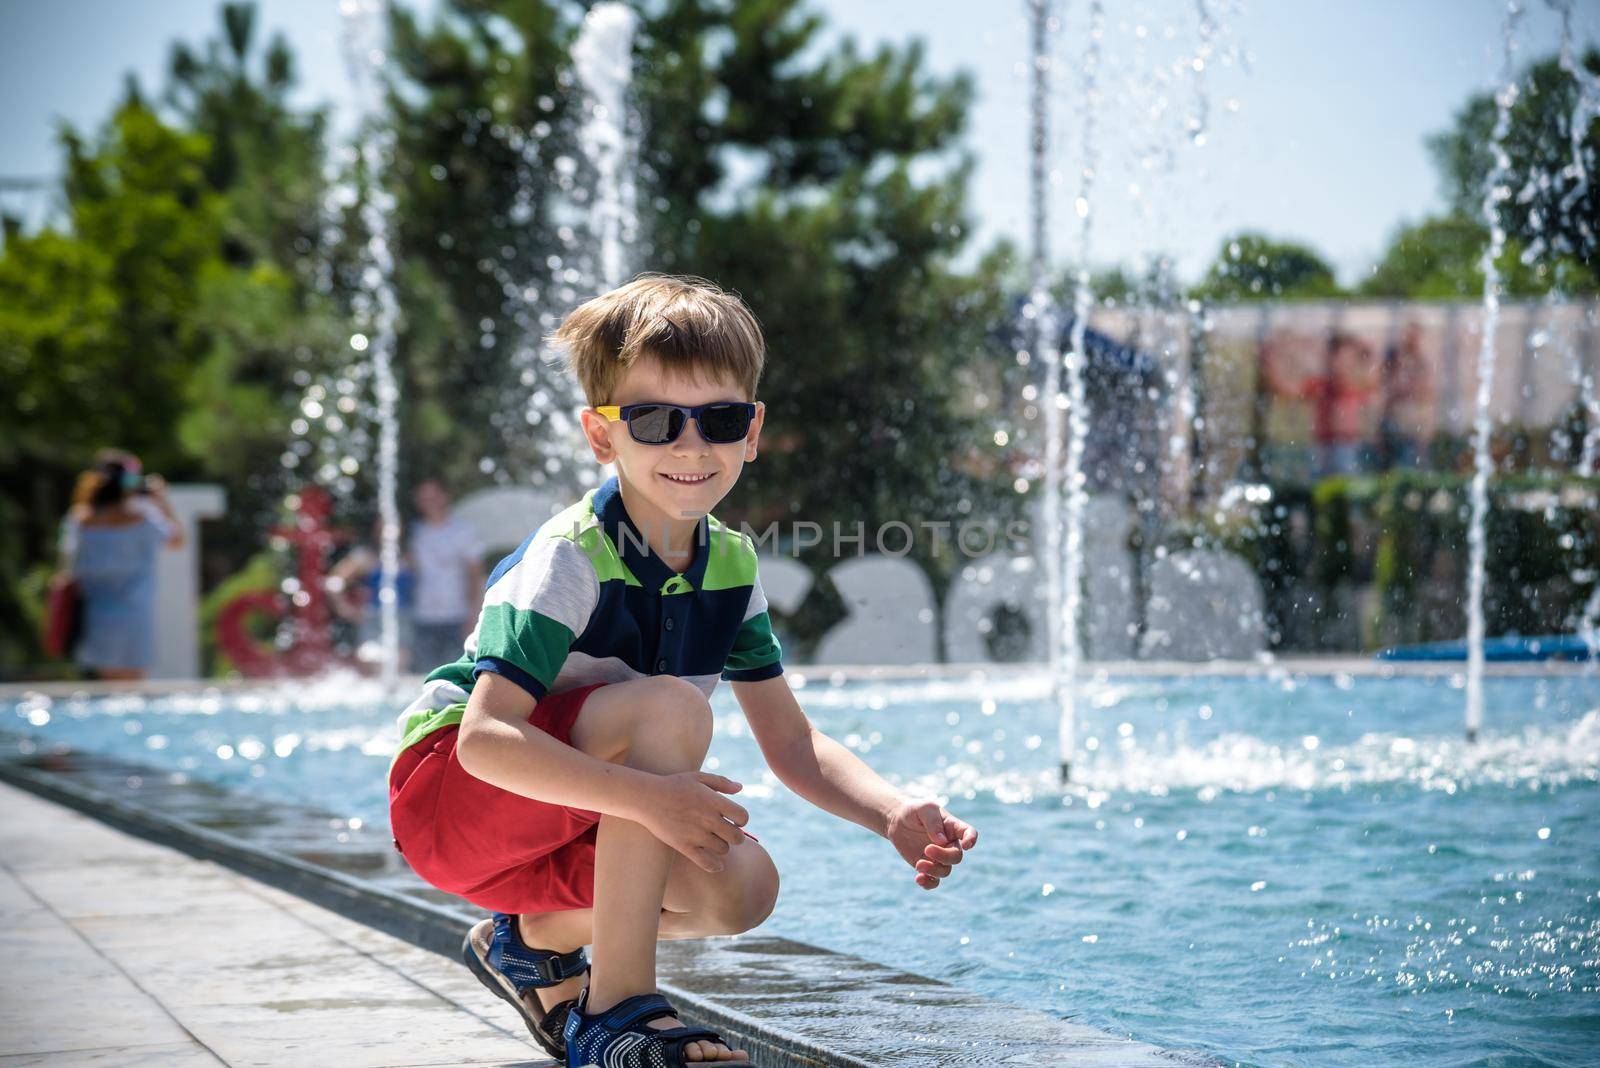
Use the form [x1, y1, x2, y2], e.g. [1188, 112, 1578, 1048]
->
[388, 275, 980, 1067]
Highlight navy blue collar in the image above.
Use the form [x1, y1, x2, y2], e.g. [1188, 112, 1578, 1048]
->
[592, 474, 709, 592]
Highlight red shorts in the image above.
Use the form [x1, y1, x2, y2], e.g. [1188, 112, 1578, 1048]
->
[387, 681, 755, 914]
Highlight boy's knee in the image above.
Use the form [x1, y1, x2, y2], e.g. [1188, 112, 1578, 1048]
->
[713, 857, 780, 934]
[625, 675, 713, 761]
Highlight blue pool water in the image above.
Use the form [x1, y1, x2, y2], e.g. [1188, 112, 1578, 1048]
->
[8, 669, 1599, 1067]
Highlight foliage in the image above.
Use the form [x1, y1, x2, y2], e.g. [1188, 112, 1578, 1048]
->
[0, 0, 1022, 672]
[1304, 470, 1599, 650]
[1360, 214, 1498, 298]
[0, 101, 223, 674]
[0, 4, 354, 674]
[0, 103, 219, 474]
[1192, 231, 1343, 302]
[1359, 213, 1599, 298]
[382, 0, 588, 487]
[159, 2, 364, 550]
[1368, 471, 1599, 648]
[381, 0, 1021, 629]
[1427, 48, 1600, 289]
[628, 0, 1016, 547]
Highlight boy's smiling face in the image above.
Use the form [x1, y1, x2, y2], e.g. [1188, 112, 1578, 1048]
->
[579, 355, 764, 542]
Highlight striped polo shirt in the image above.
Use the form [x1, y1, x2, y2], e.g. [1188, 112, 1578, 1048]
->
[393, 474, 783, 756]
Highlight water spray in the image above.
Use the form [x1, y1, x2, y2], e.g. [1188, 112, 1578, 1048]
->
[1465, 0, 1524, 744]
[339, 0, 404, 692]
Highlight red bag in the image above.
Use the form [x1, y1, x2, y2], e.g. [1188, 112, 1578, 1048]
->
[43, 573, 82, 658]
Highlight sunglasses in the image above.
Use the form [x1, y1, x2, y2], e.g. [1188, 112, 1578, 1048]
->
[595, 401, 757, 446]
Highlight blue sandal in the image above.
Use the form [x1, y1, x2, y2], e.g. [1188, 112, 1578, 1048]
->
[462, 913, 589, 1060]
[563, 988, 752, 1067]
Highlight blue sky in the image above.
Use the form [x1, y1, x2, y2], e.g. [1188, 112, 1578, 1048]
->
[2, 1, 1596, 283]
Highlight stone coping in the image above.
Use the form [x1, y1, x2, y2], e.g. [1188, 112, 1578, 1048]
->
[0, 780, 554, 1067]
[1, 654, 1589, 700]
[0, 741, 1208, 1067]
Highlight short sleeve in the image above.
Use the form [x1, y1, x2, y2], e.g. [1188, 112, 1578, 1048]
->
[721, 566, 784, 682]
[143, 509, 174, 544]
[472, 536, 599, 699]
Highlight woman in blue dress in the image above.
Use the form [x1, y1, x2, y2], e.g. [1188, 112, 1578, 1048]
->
[65, 458, 184, 680]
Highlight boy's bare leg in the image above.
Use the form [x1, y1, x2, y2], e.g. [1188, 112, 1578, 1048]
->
[517, 677, 768, 1061]
[517, 839, 778, 1017]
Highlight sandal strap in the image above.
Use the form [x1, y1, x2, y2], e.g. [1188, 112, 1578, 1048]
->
[488, 914, 589, 991]
[538, 997, 577, 1043]
[519, 945, 588, 985]
[588, 992, 679, 1030]
[565, 993, 744, 1067]
[652, 1026, 726, 1046]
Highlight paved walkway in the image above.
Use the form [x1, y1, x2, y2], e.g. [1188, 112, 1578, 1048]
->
[0, 781, 551, 1067]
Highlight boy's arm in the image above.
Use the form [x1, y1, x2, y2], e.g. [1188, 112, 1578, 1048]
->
[731, 674, 978, 890]
[456, 672, 656, 821]
[730, 674, 904, 837]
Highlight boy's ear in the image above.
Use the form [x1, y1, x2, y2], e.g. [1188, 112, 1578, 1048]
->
[744, 401, 765, 463]
[579, 407, 618, 463]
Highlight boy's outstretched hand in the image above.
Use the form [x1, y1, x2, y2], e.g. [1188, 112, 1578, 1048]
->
[884, 798, 978, 890]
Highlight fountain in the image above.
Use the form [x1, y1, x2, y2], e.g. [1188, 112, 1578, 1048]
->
[1026, 0, 1071, 781]
[1059, 1, 1103, 782]
[314, 0, 643, 688]
[338, 0, 404, 690]
[1030, 0, 1242, 779]
[572, 2, 640, 291]
[12, 9, 1600, 1066]
[1465, 1, 1522, 743]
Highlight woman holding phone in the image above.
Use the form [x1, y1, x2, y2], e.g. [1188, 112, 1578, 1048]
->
[63, 453, 184, 681]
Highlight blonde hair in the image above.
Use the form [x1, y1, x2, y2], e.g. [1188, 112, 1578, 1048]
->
[551, 274, 765, 405]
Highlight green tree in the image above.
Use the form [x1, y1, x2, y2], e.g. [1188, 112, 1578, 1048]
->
[0, 100, 221, 674]
[1427, 48, 1600, 287]
[166, 3, 328, 272]
[1358, 212, 1598, 298]
[159, 3, 364, 545]
[630, 0, 1012, 543]
[0, 103, 219, 476]
[1192, 231, 1343, 302]
[0, 3, 361, 673]
[383, 0, 588, 488]
[1359, 214, 1489, 298]
[382, 0, 1015, 530]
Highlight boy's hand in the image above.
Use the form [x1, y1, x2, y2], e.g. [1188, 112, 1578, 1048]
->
[884, 798, 978, 891]
[638, 771, 750, 874]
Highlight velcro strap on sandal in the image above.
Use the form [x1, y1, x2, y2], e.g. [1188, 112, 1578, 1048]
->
[518, 946, 588, 985]
[594, 992, 678, 1030]
[656, 1027, 725, 1046]
[488, 915, 589, 991]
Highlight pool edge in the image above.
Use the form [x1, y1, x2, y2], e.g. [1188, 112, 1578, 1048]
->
[0, 758, 861, 1068]
[0, 756, 1208, 1067]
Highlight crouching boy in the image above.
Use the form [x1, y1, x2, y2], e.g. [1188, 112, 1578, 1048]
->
[388, 274, 979, 1067]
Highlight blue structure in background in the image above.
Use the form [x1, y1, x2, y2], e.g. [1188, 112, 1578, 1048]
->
[1377, 635, 1594, 662]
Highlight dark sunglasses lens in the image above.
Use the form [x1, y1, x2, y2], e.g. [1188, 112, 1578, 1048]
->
[627, 405, 684, 444]
[698, 404, 753, 443]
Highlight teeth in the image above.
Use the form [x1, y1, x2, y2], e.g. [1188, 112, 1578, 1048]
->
[663, 473, 711, 483]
